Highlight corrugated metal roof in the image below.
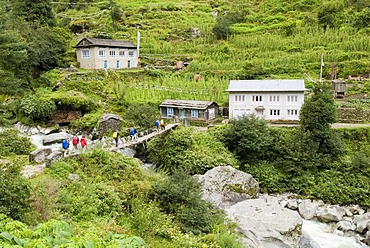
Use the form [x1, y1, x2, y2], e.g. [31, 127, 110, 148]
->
[225, 79, 307, 92]
[160, 100, 217, 109]
[74, 38, 137, 49]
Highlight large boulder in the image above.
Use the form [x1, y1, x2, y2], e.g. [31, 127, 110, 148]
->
[43, 132, 71, 145]
[99, 114, 123, 134]
[198, 166, 259, 209]
[45, 151, 64, 167]
[299, 199, 318, 220]
[315, 205, 347, 223]
[353, 212, 370, 234]
[29, 148, 52, 163]
[228, 198, 302, 248]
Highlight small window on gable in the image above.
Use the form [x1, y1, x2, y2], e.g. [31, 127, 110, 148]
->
[167, 107, 174, 117]
[191, 109, 199, 118]
[81, 49, 90, 58]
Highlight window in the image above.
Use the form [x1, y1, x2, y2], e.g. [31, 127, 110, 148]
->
[234, 95, 245, 102]
[98, 49, 106, 58]
[252, 95, 262, 102]
[81, 49, 90, 58]
[269, 95, 280, 102]
[287, 109, 299, 116]
[167, 107, 174, 116]
[287, 95, 298, 102]
[191, 109, 199, 118]
[109, 50, 116, 58]
[119, 50, 125, 57]
[269, 109, 280, 116]
[128, 51, 135, 57]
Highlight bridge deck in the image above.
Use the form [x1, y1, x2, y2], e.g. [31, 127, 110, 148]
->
[117, 123, 180, 148]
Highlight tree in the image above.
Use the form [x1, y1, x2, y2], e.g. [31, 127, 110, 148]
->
[212, 11, 246, 40]
[299, 84, 344, 157]
[317, 1, 344, 30]
[13, 0, 56, 27]
[223, 115, 274, 164]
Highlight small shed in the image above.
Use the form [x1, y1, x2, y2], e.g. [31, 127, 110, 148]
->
[332, 80, 346, 98]
[99, 114, 123, 134]
[159, 100, 219, 121]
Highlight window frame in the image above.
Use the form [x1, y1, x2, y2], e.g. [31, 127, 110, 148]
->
[119, 50, 126, 57]
[128, 50, 135, 57]
[269, 109, 280, 116]
[109, 49, 116, 58]
[252, 95, 263, 102]
[167, 107, 174, 117]
[191, 109, 199, 118]
[81, 49, 90, 59]
[98, 49, 106, 58]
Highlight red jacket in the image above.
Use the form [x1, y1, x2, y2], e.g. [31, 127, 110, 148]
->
[80, 138, 87, 147]
[72, 136, 79, 145]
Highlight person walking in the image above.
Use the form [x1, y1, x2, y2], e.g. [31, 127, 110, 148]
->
[72, 135, 79, 153]
[160, 119, 165, 130]
[80, 135, 87, 153]
[112, 130, 119, 147]
[62, 139, 70, 157]
[130, 128, 138, 141]
[155, 119, 160, 132]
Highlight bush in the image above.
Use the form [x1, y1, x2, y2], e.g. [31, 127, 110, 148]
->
[152, 171, 220, 235]
[223, 115, 274, 164]
[57, 181, 122, 221]
[147, 127, 238, 174]
[0, 129, 33, 156]
[0, 162, 32, 221]
[17, 95, 56, 120]
[124, 103, 159, 130]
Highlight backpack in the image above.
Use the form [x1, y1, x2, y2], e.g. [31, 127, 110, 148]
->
[155, 120, 160, 127]
[62, 139, 69, 149]
[112, 131, 118, 138]
[72, 136, 79, 145]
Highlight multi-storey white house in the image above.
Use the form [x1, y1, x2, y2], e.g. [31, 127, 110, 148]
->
[74, 38, 138, 70]
[225, 79, 306, 121]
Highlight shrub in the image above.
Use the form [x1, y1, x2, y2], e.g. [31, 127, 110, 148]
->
[17, 95, 56, 120]
[0, 162, 32, 221]
[0, 129, 33, 156]
[148, 127, 238, 174]
[223, 115, 274, 164]
[152, 171, 220, 234]
[123, 103, 159, 130]
[57, 181, 122, 221]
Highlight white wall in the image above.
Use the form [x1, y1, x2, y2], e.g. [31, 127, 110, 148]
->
[229, 91, 304, 121]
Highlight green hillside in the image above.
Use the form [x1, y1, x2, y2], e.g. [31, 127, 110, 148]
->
[1, 0, 370, 126]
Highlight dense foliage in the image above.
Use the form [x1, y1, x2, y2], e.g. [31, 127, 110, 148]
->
[300, 84, 344, 157]
[0, 129, 33, 156]
[147, 127, 238, 174]
[0, 163, 31, 220]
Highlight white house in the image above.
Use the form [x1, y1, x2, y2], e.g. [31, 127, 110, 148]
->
[74, 38, 138, 70]
[225, 79, 307, 121]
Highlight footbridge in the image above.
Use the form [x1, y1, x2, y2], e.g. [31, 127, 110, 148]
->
[116, 123, 180, 149]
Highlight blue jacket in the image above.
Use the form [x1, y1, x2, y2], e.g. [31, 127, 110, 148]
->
[62, 139, 69, 149]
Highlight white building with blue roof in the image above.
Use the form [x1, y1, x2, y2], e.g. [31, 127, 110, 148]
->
[225, 79, 307, 121]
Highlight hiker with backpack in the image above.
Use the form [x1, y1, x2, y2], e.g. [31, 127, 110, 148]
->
[62, 139, 70, 157]
[112, 130, 119, 147]
[160, 119, 165, 130]
[80, 135, 87, 153]
[72, 135, 79, 153]
[155, 119, 160, 132]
